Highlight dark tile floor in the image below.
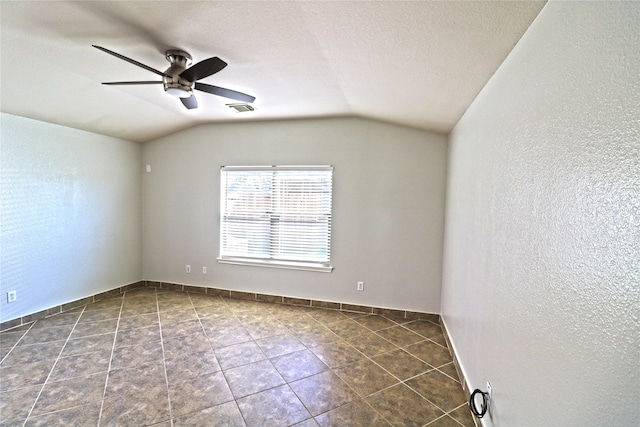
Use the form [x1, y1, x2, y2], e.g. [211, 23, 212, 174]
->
[0, 288, 475, 426]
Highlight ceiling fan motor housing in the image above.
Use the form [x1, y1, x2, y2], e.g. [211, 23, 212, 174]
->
[164, 50, 193, 98]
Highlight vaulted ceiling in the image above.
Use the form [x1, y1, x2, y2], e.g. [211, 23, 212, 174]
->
[0, 1, 546, 143]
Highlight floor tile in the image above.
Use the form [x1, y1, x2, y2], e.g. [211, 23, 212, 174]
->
[224, 359, 285, 398]
[372, 348, 432, 381]
[189, 294, 226, 308]
[0, 359, 54, 391]
[271, 349, 328, 382]
[406, 370, 468, 412]
[158, 300, 192, 313]
[352, 315, 397, 331]
[405, 340, 453, 367]
[426, 414, 467, 427]
[163, 333, 213, 359]
[204, 324, 254, 348]
[308, 339, 365, 369]
[79, 307, 121, 323]
[293, 326, 341, 348]
[0, 384, 42, 423]
[110, 340, 164, 370]
[243, 321, 290, 340]
[255, 333, 306, 358]
[160, 319, 204, 338]
[345, 331, 397, 358]
[214, 341, 266, 370]
[431, 334, 449, 347]
[115, 324, 160, 347]
[62, 333, 114, 358]
[326, 319, 370, 339]
[366, 383, 444, 427]
[31, 312, 81, 329]
[117, 312, 159, 331]
[403, 320, 443, 338]
[84, 298, 122, 312]
[24, 402, 101, 427]
[71, 318, 118, 338]
[289, 370, 357, 416]
[449, 404, 476, 427]
[16, 324, 74, 346]
[334, 359, 397, 397]
[105, 362, 166, 399]
[159, 308, 199, 324]
[375, 325, 424, 347]
[237, 384, 311, 427]
[0, 330, 27, 349]
[31, 372, 106, 416]
[120, 303, 158, 317]
[195, 305, 235, 320]
[306, 309, 350, 325]
[315, 398, 390, 427]
[1, 341, 64, 366]
[100, 382, 170, 426]
[173, 401, 245, 426]
[48, 350, 111, 382]
[293, 418, 319, 427]
[438, 362, 462, 382]
[168, 371, 234, 417]
[165, 350, 221, 383]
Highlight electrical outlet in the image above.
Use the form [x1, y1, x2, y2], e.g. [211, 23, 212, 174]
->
[486, 381, 493, 414]
[186, 265, 191, 273]
[202, 266, 207, 274]
[7, 291, 17, 303]
[357, 281, 364, 291]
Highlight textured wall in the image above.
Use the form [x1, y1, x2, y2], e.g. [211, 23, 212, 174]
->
[0, 113, 143, 323]
[142, 117, 447, 313]
[441, 2, 639, 426]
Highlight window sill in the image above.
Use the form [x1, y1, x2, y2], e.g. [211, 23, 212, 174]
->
[217, 257, 333, 273]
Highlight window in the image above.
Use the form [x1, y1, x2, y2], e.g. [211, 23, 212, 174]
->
[218, 165, 333, 272]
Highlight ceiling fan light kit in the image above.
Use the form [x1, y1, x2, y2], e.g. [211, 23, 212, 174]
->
[92, 45, 255, 110]
[163, 50, 193, 98]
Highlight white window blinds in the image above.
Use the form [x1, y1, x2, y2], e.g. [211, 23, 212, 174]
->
[219, 166, 333, 271]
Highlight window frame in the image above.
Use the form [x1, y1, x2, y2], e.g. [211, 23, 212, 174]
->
[217, 165, 334, 273]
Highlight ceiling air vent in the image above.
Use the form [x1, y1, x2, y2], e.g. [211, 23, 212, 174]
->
[227, 103, 255, 113]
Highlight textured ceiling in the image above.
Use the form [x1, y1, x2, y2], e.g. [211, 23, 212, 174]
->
[0, 1, 546, 143]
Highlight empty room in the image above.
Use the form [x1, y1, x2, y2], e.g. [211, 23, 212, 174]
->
[0, 1, 637, 426]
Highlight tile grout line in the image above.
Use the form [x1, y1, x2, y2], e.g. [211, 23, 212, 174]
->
[156, 288, 176, 426]
[0, 321, 37, 365]
[21, 305, 88, 426]
[96, 293, 126, 427]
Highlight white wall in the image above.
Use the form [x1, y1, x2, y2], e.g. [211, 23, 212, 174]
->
[441, 2, 639, 426]
[142, 117, 447, 313]
[0, 113, 142, 322]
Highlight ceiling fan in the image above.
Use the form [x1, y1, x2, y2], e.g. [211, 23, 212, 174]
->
[93, 45, 256, 110]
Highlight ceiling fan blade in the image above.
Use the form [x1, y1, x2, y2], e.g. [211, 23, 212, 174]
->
[180, 57, 227, 82]
[102, 81, 163, 85]
[180, 95, 198, 110]
[194, 82, 256, 103]
[93, 45, 167, 77]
